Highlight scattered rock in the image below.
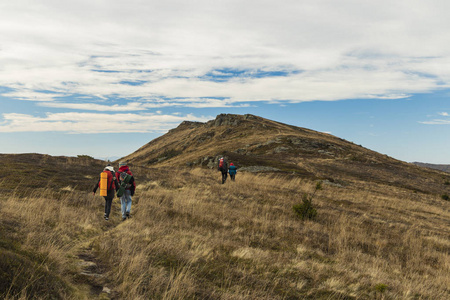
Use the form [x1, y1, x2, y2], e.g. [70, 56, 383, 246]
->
[244, 114, 257, 120]
[178, 121, 204, 128]
[274, 146, 289, 153]
[207, 156, 222, 169]
[234, 148, 247, 154]
[322, 180, 343, 188]
[78, 261, 97, 268]
[80, 271, 104, 279]
[318, 150, 335, 156]
[264, 140, 278, 146]
[212, 114, 242, 127]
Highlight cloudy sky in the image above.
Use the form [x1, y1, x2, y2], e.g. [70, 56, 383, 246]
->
[1, 0, 449, 163]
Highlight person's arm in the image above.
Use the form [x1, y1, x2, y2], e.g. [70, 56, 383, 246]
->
[114, 177, 119, 191]
[92, 179, 100, 194]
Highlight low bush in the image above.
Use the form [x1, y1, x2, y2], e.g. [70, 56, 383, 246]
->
[292, 181, 322, 220]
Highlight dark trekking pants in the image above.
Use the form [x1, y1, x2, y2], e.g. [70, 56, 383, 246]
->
[104, 190, 115, 218]
[221, 171, 228, 184]
[230, 174, 235, 181]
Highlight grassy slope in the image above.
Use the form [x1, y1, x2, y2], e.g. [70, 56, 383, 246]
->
[0, 154, 108, 299]
[93, 168, 449, 299]
[1, 157, 449, 299]
[1, 115, 449, 299]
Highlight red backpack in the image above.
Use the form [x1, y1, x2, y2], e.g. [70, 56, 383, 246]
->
[219, 158, 224, 168]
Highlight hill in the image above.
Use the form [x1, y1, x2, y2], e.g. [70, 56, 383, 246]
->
[1, 117, 449, 299]
[0, 153, 106, 196]
[413, 162, 450, 173]
[123, 114, 448, 194]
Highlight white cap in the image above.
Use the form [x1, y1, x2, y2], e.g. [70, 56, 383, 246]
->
[104, 166, 114, 172]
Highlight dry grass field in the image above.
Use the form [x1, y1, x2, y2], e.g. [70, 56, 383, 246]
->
[1, 115, 449, 299]
[1, 162, 449, 299]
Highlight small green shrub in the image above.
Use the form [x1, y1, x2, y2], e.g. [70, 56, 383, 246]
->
[374, 283, 388, 293]
[441, 194, 449, 201]
[292, 182, 322, 220]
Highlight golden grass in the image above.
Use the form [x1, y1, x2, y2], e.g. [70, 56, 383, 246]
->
[1, 167, 449, 299]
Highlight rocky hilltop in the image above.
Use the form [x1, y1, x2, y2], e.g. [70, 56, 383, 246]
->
[122, 114, 449, 194]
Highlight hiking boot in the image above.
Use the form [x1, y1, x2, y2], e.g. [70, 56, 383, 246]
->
[126, 212, 130, 218]
[122, 217, 127, 221]
[105, 217, 109, 221]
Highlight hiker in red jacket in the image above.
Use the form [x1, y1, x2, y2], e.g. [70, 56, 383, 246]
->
[115, 161, 136, 220]
[218, 157, 228, 184]
[93, 165, 119, 221]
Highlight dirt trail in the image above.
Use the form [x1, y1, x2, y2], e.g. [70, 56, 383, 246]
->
[75, 221, 122, 299]
[76, 244, 118, 299]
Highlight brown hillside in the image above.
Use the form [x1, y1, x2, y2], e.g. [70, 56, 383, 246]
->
[123, 114, 450, 194]
[0, 153, 106, 196]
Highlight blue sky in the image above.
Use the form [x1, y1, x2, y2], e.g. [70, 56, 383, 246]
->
[1, 0, 449, 163]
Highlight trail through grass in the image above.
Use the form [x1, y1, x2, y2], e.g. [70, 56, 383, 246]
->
[1, 167, 449, 299]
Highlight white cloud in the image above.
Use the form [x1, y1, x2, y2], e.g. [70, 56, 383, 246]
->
[2, 90, 68, 102]
[38, 102, 150, 111]
[420, 111, 450, 125]
[37, 98, 249, 111]
[1, 0, 450, 109]
[419, 119, 450, 125]
[0, 112, 211, 133]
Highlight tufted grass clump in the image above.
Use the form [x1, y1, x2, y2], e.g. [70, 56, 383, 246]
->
[292, 181, 322, 220]
[374, 283, 388, 293]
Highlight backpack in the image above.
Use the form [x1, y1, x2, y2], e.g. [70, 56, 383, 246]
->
[99, 171, 116, 196]
[219, 158, 224, 168]
[116, 172, 132, 197]
[99, 171, 108, 196]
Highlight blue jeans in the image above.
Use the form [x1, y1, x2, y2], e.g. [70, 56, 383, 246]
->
[120, 190, 132, 218]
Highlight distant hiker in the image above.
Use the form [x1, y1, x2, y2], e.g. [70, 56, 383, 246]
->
[229, 163, 237, 181]
[218, 157, 228, 184]
[116, 161, 136, 221]
[93, 164, 119, 221]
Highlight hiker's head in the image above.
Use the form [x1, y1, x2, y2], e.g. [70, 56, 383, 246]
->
[119, 161, 127, 167]
[104, 165, 114, 172]
[230, 163, 234, 166]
